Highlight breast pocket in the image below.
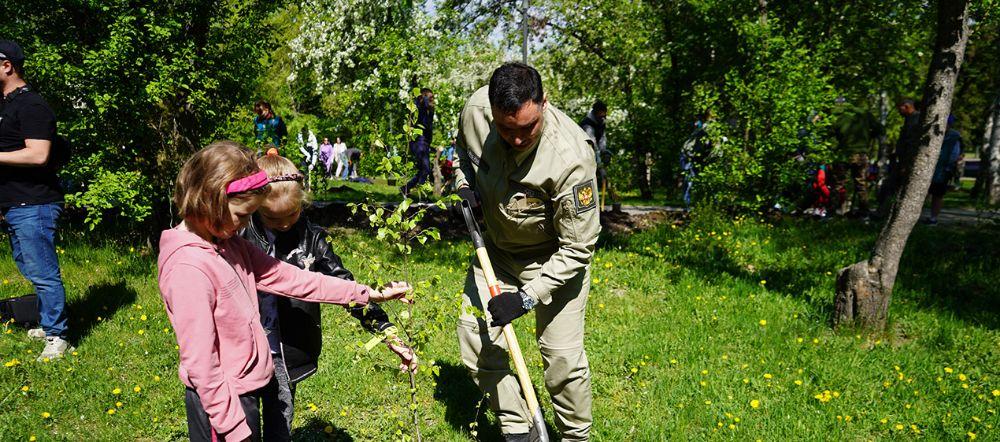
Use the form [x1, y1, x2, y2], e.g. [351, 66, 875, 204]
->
[499, 189, 553, 242]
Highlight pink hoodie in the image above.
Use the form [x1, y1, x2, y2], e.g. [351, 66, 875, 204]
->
[157, 227, 371, 440]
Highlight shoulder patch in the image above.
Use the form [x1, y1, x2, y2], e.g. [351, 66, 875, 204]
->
[573, 180, 597, 213]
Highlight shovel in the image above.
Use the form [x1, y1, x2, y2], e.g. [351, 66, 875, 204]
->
[459, 199, 549, 441]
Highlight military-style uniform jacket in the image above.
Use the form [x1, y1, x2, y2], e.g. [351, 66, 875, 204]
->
[453, 86, 601, 305]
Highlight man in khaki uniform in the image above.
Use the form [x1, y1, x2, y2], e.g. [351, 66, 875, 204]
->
[453, 62, 600, 442]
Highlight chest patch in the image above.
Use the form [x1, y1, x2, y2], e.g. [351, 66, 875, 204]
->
[573, 181, 597, 213]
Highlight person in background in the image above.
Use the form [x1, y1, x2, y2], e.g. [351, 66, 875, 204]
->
[680, 115, 711, 210]
[0, 40, 72, 361]
[346, 146, 362, 179]
[924, 115, 962, 225]
[439, 137, 457, 190]
[333, 137, 348, 180]
[878, 97, 921, 216]
[580, 100, 609, 177]
[242, 151, 417, 439]
[402, 88, 434, 196]
[318, 137, 334, 178]
[829, 97, 881, 217]
[254, 100, 287, 151]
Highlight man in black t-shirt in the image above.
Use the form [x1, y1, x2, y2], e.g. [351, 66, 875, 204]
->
[0, 40, 71, 361]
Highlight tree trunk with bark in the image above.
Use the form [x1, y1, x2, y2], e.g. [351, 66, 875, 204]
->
[971, 108, 991, 198]
[984, 96, 1000, 204]
[432, 147, 443, 197]
[833, 0, 971, 331]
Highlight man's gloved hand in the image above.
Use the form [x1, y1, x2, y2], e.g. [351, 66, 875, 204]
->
[487, 290, 534, 327]
[458, 186, 480, 209]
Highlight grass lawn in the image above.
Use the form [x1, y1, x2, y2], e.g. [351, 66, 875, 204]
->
[1, 213, 998, 440]
[312, 179, 404, 204]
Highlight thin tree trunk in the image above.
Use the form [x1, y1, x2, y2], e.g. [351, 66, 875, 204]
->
[985, 96, 1000, 204]
[432, 148, 443, 197]
[971, 108, 992, 197]
[833, 0, 971, 331]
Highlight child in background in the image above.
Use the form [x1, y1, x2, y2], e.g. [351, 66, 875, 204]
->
[805, 164, 830, 218]
[158, 141, 412, 441]
[243, 151, 417, 439]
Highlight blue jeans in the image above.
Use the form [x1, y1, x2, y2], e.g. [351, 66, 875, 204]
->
[2, 203, 68, 337]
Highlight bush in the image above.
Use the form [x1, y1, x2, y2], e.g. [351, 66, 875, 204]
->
[691, 20, 837, 213]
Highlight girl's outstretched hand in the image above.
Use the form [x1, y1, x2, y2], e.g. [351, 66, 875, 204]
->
[386, 336, 418, 373]
[369, 281, 413, 304]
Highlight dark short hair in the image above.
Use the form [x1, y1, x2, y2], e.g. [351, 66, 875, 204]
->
[254, 100, 271, 112]
[897, 97, 916, 107]
[592, 100, 608, 113]
[420, 87, 433, 95]
[488, 62, 544, 115]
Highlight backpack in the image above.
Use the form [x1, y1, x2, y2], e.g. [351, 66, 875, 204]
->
[0, 294, 40, 327]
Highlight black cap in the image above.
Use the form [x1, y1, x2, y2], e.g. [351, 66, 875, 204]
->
[0, 41, 25, 63]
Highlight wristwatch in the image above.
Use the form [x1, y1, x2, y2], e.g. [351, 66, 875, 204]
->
[518, 289, 536, 311]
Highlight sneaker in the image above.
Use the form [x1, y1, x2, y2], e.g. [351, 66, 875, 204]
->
[27, 328, 46, 340]
[921, 217, 938, 226]
[37, 336, 72, 362]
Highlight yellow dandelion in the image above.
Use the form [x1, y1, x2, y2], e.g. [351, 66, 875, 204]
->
[945, 367, 953, 373]
[41, 412, 50, 419]
[968, 432, 976, 440]
[133, 386, 142, 393]
[794, 380, 803, 386]
[21, 385, 29, 392]
[992, 389, 999, 397]
[895, 424, 904, 430]
[107, 409, 116, 415]
[116, 401, 123, 407]
[112, 388, 122, 395]
[750, 399, 760, 409]
[759, 319, 767, 326]
[764, 373, 773, 379]
[959, 374, 968, 381]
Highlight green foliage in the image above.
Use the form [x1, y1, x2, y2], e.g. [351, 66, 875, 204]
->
[5, 0, 278, 229]
[64, 168, 153, 231]
[693, 21, 837, 211]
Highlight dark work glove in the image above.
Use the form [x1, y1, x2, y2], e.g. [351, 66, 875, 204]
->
[458, 186, 480, 209]
[487, 290, 533, 327]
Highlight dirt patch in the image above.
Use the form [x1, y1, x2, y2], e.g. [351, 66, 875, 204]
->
[600, 209, 682, 234]
[311, 201, 679, 237]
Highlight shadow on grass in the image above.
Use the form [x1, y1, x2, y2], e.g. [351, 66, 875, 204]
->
[66, 281, 136, 344]
[292, 417, 354, 441]
[611, 214, 1000, 330]
[433, 362, 503, 442]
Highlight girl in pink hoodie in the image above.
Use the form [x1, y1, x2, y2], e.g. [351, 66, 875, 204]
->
[158, 141, 411, 441]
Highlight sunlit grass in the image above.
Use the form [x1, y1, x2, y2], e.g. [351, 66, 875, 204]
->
[1, 213, 997, 440]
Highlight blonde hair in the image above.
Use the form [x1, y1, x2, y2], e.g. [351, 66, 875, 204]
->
[174, 140, 270, 237]
[257, 153, 311, 210]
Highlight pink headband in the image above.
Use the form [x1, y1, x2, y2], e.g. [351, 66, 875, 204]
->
[226, 170, 269, 195]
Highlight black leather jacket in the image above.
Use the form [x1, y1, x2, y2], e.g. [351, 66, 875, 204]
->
[241, 213, 393, 383]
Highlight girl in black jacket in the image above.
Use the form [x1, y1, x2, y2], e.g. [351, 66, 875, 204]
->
[242, 151, 416, 440]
